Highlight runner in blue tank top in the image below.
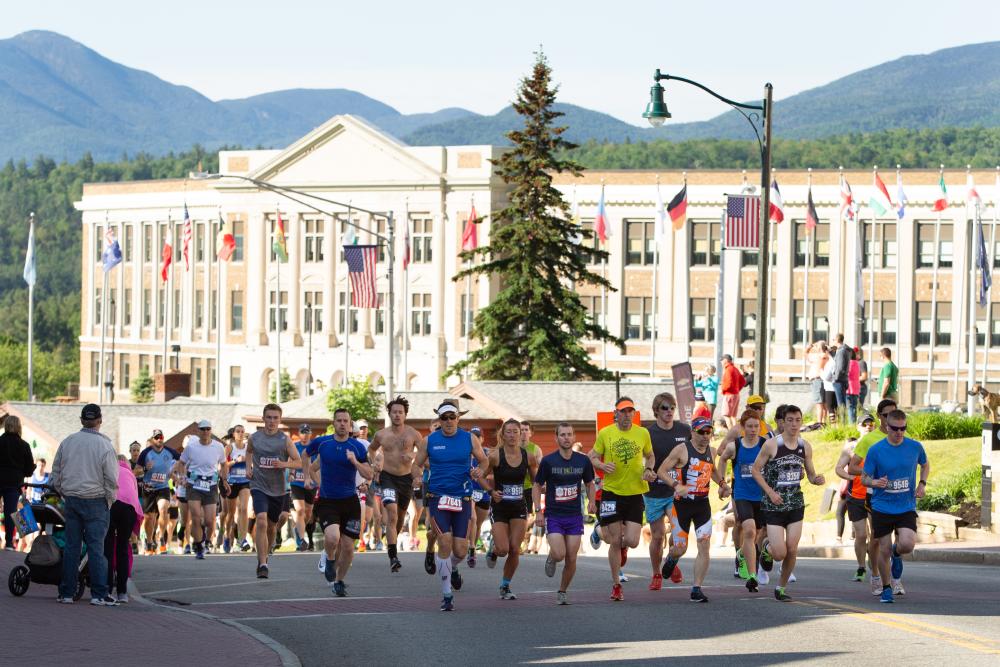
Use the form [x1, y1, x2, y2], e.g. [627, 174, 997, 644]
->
[413, 400, 488, 611]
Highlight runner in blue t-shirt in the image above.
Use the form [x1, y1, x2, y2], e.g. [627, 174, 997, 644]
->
[532, 422, 595, 605]
[306, 408, 372, 597]
[136, 437, 180, 554]
[290, 424, 318, 552]
[861, 409, 930, 603]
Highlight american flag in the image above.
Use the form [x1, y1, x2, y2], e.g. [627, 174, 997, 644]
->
[725, 195, 760, 249]
[182, 204, 193, 270]
[344, 244, 379, 308]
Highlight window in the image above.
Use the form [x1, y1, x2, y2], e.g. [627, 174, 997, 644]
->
[792, 300, 807, 344]
[791, 300, 828, 343]
[338, 215, 359, 261]
[143, 225, 153, 263]
[268, 290, 288, 332]
[625, 220, 655, 266]
[230, 366, 241, 396]
[740, 298, 774, 341]
[123, 225, 133, 262]
[120, 356, 131, 389]
[862, 221, 898, 269]
[305, 219, 325, 262]
[690, 221, 721, 267]
[576, 220, 600, 265]
[916, 222, 953, 269]
[338, 292, 359, 334]
[374, 217, 387, 262]
[155, 355, 164, 374]
[812, 300, 829, 339]
[194, 362, 203, 395]
[376, 291, 386, 335]
[304, 291, 323, 333]
[94, 288, 103, 325]
[411, 293, 432, 336]
[142, 289, 152, 327]
[139, 354, 150, 373]
[123, 288, 132, 326]
[581, 295, 605, 328]
[232, 220, 245, 262]
[862, 301, 897, 346]
[107, 288, 117, 326]
[794, 221, 830, 267]
[174, 223, 183, 262]
[689, 298, 715, 342]
[916, 301, 950, 346]
[459, 293, 475, 337]
[94, 224, 103, 261]
[207, 359, 216, 397]
[911, 380, 950, 406]
[978, 303, 1000, 346]
[173, 289, 181, 328]
[90, 353, 100, 386]
[195, 291, 204, 329]
[157, 288, 166, 328]
[412, 216, 433, 264]
[195, 222, 205, 262]
[209, 290, 217, 330]
[624, 297, 653, 340]
[230, 290, 244, 331]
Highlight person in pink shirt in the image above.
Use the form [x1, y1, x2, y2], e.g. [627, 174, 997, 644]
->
[105, 455, 144, 603]
[847, 348, 861, 424]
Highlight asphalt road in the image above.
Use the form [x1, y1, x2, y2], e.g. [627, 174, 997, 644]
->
[133, 548, 1000, 666]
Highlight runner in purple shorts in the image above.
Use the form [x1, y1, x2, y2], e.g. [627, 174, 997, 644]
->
[533, 422, 596, 605]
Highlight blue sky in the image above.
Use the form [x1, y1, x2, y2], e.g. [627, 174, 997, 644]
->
[7, 0, 1000, 125]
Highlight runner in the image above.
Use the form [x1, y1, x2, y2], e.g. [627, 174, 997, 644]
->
[751, 405, 826, 601]
[367, 396, 421, 572]
[412, 400, 488, 611]
[306, 408, 373, 596]
[657, 416, 730, 602]
[290, 424, 318, 552]
[644, 392, 691, 590]
[467, 426, 490, 568]
[849, 399, 896, 595]
[533, 422, 596, 605]
[222, 425, 252, 553]
[716, 410, 768, 592]
[588, 397, 656, 602]
[247, 403, 302, 578]
[835, 413, 877, 583]
[356, 420, 382, 552]
[862, 408, 929, 603]
[170, 420, 228, 560]
[479, 419, 539, 600]
[519, 422, 543, 552]
[136, 432, 179, 555]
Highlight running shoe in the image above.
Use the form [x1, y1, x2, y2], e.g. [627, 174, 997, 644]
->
[759, 539, 774, 571]
[486, 551, 498, 569]
[690, 588, 708, 603]
[390, 557, 402, 573]
[318, 552, 327, 573]
[557, 591, 569, 605]
[649, 573, 663, 591]
[440, 595, 454, 612]
[589, 524, 601, 550]
[745, 576, 759, 593]
[618, 571, 629, 584]
[158, 544, 167, 555]
[183, 544, 191, 555]
[296, 542, 308, 552]
[545, 556, 557, 578]
[374, 540, 384, 551]
[424, 551, 436, 575]
[223, 538, 232, 554]
[56, 596, 74, 604]
[736, 550, 750, 580]
[499, 584, 517, 600]
[333, 580, 347, 597]
[879, 587, 894, 604]
[450, 568, 463, 591]
[357, 540, 366, 553]
[757, 566, 769, 586]
[890, 549, 904, 580]
[774, 587, 791, 601]
[852, 567, 866, 582]
[870, 575, 883, 596]
[891, 578, 905, 596]
[240, 540, 252, 552]
[670, 565, 683, 584]
[256, 564, 269, 579]
[195, 547, 205, 560]
[467, 551, 476, 569]
[117, 594, 129, 603]
[324, 560, 337, 584]
[610, 583, 624, 601]
[620, 547, 629, 567]
[90, 595, 119, 606]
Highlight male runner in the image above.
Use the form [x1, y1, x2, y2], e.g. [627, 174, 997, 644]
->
[534, 422, 596, 605]
[588, 397, 656, 602]
[835, 413, 876, 583]
[171, 420, 228, 560]
[644, 392, 690, 590]
[290, 424, 317, 551]
[849, 400, 896, 595]
[657, 417, 730, 602]
[247, 403, 302, 578]
[137, 432, 179, 554]
[307, 408, 373, 597]
[751, 405, 825, 601]
[413, 400, 488, 611]
[862, 409, 929, 603]
[367, 396, 421, 572]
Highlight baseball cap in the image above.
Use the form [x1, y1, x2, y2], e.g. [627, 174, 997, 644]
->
[615, 398, 635, 411]
[858, 413, 875, 425]
[80, 403, 102, 420]
[357, 420, 369, 429]
[470, 426, 482, 435]
[197, 419, 212, 429]
[747, 394, 766, 406]
[691, 417, 713, 432]
[152, 428, 164, 439]
[298, 424, 312, 434]
[694, 389, 705, 401]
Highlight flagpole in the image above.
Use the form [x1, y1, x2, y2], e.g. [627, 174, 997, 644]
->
[968, 166, 979, 414]
[600, 180, 608, 372]
[344, 205, 351, 387]
[464, 196, 474, 370]
[767, 168, 777, 351]
[275, 205, 283, 403]
[803, 170, 812, 377]
[164, 212, 171, 372]
[650, 177, 660, 377]
[216, 208, 223, 402]
[402, 204, 409, 391]
[26, 212, 35, 402]
[868, 208, 876, 383]
[985, 166, 1000, 386]
[99, 212, 109, 403]
[927, 165, 942, 404]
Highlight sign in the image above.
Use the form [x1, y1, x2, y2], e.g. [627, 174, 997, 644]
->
[671, 362, 697, 424]
[595, 411, 642, 433]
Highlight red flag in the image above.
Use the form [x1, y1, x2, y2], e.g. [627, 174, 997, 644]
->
[667, 185, 687, 230]
[461, 204, 478, 251]
[840, 177, 854, 222]
[769, 179, 784, 223]
[160, 225, 173, 282]
[217, 213, 235, 262]
[182, 204, 192, 270]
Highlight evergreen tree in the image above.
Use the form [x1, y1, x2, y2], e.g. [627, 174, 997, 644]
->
[268, 370, 297, 402]
[449, 51, 621, 381]
[131, 367, 154, 403]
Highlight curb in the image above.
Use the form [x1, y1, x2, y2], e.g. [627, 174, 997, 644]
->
[797, 545, 1000, 566]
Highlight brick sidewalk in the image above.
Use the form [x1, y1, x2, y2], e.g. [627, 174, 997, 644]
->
[0, 550, 284, 666]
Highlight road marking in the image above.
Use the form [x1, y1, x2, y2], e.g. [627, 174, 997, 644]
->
[239, 611, 403, 621]
[143, 580, 290, 596]
[191, 595, 403, 606]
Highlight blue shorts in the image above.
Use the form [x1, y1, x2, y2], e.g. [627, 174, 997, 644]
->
[426, 494, 471, 540]
[643, 495, 674, 523]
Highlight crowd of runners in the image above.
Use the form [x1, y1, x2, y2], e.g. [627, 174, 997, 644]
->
[120, 388, 929, 611]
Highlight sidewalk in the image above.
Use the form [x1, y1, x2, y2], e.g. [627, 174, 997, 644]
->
[796, 539, 1000, 565]
[0, 550, 285, 666]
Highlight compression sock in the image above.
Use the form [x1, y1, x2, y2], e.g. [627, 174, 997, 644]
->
[663, 556, 679, 575]
[501, 577, 512, 588]
[450, 554, 462, 568]
[388, 544, 397, 561]
[437, 556, 452, 595]
[306, 522, 316, 547]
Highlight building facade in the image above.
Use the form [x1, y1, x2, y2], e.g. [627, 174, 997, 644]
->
[75, 114, 1000, 407]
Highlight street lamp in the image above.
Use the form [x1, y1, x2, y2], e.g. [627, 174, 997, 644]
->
[643, 69, 773, 396]
[189, 172, 397, 408]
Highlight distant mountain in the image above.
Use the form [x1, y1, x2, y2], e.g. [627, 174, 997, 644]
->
[2, 31, 999, 161]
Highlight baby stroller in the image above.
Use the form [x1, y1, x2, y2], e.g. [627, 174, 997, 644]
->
[7, 484, 89, 600]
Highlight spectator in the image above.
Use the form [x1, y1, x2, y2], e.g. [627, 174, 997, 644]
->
[833, 334, 851, 422]
[878, 347, 899, 402]
[28, 458, 50, 504]
[106, 455, 143, 603]
[806, 341, 829, 424]
[856, 347, 869, 408]
[821, 347, 838, 426]
[695, 365, 720, 416]
[847, 349, 861, 424]
[0, 415, 36, 550]
[720, 354, 746, 428]
[50, 403, 119, 606]
[693, 389, 712, 421]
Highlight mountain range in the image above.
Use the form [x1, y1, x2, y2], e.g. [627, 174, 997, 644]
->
[2, 30, 999, 162]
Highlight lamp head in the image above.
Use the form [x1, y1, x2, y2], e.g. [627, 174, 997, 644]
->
[643, 79, 671, 127]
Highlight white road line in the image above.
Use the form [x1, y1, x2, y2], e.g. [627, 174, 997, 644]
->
[143, 580, 290, 596]
[191, 595, 404, 606]
[239, 612, 403, 621]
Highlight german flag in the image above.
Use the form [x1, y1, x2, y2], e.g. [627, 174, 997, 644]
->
[667, 184, 687, 231]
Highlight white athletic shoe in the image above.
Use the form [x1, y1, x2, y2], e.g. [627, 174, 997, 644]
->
[756, 566, 769, 585]
[870, 575, 883, 596]
[318, 552, 327, 573]
[891, 578, 905, 596]
[778, 564, 797, 583]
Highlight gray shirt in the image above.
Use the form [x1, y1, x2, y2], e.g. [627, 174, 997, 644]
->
[50, 428, 118, 507]
[834, 345, 850, 384]
[249, 430, 289, 497]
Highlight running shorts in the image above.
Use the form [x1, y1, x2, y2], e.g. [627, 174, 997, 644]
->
[142, 487, 171, 514]
[186, 483, 220, 506]
[598, 491, 645, 527]
[425, 493, 471, 539]
[846, 497, 869, 523]
[546, 513, 584, 536]
[734, 499, 764, 529]
[490, 500, 528, 524]
[315, 496, 362, 538]
[471, 488, 491, 510]
[225, 481, 250, 500]
[290, 485, 316, 504]
[643, 495, 674, 523]
[763, 506, 805, 527]
[870, 510, 917, 539]
[251, 489, 289, 523]
[671, 498, 713, 545]
[379, 471, 414, 514]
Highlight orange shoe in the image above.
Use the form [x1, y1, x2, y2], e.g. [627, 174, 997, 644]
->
[649, 573, 663, 591]
[670, 565, 683, 583]
[158, 544, 167, 554]
[611, 583, 624, 601]
[358, 541, 367, 553]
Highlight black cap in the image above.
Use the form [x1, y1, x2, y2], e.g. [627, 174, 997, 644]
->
[81, 403, 102, 420]
[298, 424, 312, 434]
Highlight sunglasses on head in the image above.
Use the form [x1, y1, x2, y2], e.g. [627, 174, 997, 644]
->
[887, 423, 906, 433]
[439, 413, 457, 421]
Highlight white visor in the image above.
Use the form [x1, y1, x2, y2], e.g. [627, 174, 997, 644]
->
[436, 405, 458, 416]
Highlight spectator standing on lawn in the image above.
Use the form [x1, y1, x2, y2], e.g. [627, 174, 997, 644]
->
[878, 348, 899, 403]
[720, 355, 746, 428]
[695, 365, 720, 418]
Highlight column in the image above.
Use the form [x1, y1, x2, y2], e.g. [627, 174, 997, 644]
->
[323, 213, 337, 347]
[290, 212, 303, 346]
[435, 198, 448, 388]
[251, 209, 269, 346]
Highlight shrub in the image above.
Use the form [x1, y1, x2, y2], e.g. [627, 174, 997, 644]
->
[905, 413, 982, 440]
[917, 465, 981, 512]
[814, 423, 866, 443]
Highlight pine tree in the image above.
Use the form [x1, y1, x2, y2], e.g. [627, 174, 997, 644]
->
[130, 366, 154, 403]
[449, 51, 621, 381]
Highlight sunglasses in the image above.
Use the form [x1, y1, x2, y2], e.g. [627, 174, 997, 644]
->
[887, 423, 906, 433]
[199, 427, 211, 431]
[439, 414, 457, 421]
[660, 405, 676, 411]
[696, 428, 713, 435]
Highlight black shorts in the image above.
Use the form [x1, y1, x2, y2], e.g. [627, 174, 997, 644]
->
[142, 487, 171, 514]
[471, 489, 491, 510]
[290, 485, 316, 504]
[598, 491, 645, 527]
[491, 500, 528, 524]
[672, 498, 714, 541]
[225, 481, 250, 500]
[763, 506, 805, 527]
[870, 510, 918, 539]
[824, 390, 838, 412]
[733, 499, 764, 529]
[167, 506, 179, 520]
[315, 496, 362, 538]
[846, 497, 869, 523]
[379, 471, 414, 513]
[523, 488, 534, 514]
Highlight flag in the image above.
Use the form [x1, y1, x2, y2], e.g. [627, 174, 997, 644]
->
[594, 185, 610, 243]
[461, 203, 478, 251]
[344, 244, 379, 308]
[667, 185, 687, 231]
[654, 184, 667, 243]
[855, 211, 865, 313]
[895, 173, 908, 220]
[805, 187, 819, 231]
[160, 224, 173, 282]
[868, 173, 893, 217]
[402, 214, 411, 270]
[22, 220, 35, 287]
[102, 225, 122, 272]
[273, 209, 288, 262]
[769, 179, 784, 223]
[967, 173, 982, 208]
[977, 214, 992, 307]
[840, 177, 854, 222]
[933, 173, 948, 211]
[724, 194, 760, 249]
[182, 204, 193, 270]
[216, 213, 235, 261]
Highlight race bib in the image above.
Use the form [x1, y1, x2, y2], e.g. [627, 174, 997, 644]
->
[777, 467, 802, 486]
[471, 490, 485, 503]
[191, 476, 213, 493]
[739, 463, 754, 479]
[887, 478, 910, 493]
[229, 464, 246, 478]
[150, 472, 167, 484]
[438, 495, 463, 512]
[259, 456, 280, 469]
[600, 500, 617, 517]
[554, 484, 579, 503]
[292, 469, 306, 483]
[501, 484, 522, 502]
[382, 487, 397, 503]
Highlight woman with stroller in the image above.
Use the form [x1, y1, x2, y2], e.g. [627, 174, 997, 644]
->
[0, 415, 36, 551]
[105, 455, 143, 602]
